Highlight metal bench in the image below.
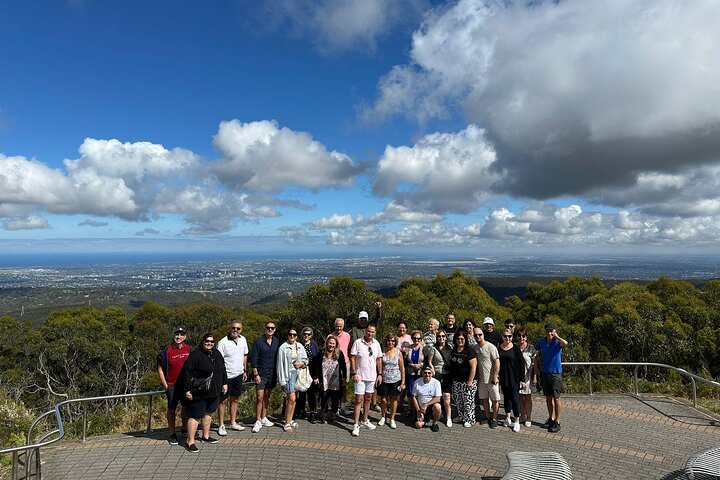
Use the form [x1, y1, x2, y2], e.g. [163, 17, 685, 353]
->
[685, 445, 720, 480]
[501, 451, 573, 480]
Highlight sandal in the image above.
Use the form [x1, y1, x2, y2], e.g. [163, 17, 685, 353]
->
[283, 424, 293, 432]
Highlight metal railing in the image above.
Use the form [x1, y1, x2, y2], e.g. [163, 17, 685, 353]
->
[562, 362, 720, 407]
[0, 390, 163, 480]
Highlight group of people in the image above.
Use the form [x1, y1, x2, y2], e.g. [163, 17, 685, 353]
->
[156, 305, 567, 452]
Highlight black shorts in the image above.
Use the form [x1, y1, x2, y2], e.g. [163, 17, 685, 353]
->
[377, 381, 401, 397]
[165, 386, 181, 410]
[222, 375, 244, 399]
[438, 374, 452, 394]
[541, 373, 562, 398]
[184, 396, 220, 419]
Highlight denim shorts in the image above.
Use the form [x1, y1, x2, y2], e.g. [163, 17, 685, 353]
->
[165, 386, 180, 410]
[184, 396, 219, 419]
[282, 369, 299, 394]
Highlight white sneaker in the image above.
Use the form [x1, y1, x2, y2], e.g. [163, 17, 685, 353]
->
[524, 420, 532, 428]
[251, 421, 262, 433]
[261, 417, 273, 427]
[230, 422, 245, 431]
[378, 417, 386, 426]
[351, 424, 360, 436]
[504, 417, 512, 427]
[217, 424, 227, 436]
[289, 420, 298, 428]
[390, 419, 397, 429]
[446, 418, 452, 428]
[513, 422, 520, 433]
[463, 421, 472, 428]
[361, 419, 376, 430]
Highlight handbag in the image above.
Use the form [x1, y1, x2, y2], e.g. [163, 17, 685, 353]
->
[188, 372, 213, 393]
[295, 366, 312, 392]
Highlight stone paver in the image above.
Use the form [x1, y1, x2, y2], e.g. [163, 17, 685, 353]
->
[41, 395, 720, 480]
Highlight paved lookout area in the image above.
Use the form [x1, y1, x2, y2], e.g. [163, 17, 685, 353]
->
[43, 395, 720, 480]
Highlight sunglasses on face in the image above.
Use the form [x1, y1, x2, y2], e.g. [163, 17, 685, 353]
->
[503, 335, 513, 338]
[266, 326, 276, 330]
[437, 335, 446, 338]
[289, 333, 297, 337]
[231, 327, 242, 331]
[474, 333, 484, 338]
[303, 332, 311, 336]
[387, 339, 396, 343]
[413, 337, 422, 341]
[204, 340, 215, 344]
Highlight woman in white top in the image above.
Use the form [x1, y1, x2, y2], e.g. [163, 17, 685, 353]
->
[516, 327, 537, 427]
[277, 327, 308, 432]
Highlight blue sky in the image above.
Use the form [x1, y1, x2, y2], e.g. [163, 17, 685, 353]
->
[2, 0, 720, 255]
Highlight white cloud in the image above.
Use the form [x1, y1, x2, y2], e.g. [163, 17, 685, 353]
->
[3, 216, 49, 231]
[310, 213, 361, 230]
[374, 124, 499, 213]
[253, 0, 429, 54]
[369, 201, 444, 223]
[365, 0, 720, 202]
[211, 120, 359, 191]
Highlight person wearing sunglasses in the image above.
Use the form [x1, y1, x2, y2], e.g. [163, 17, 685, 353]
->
[349, 324, 382, 437]
[405, 330, 426, 399]
[498, 328, 525, 432]
[449, 330, 477, 428]
[277, 328, 309, 432]
[181, 333, 228, 452]
[431, 329, 453, 427]
[535, 322, 568, 433]
[516, 327, 537, 427]
[296, 327, 320, 422]
[156, 327, 192, 446]
[411, 366, 442, 432]
[249, 322, 280, 433]
[377, 333, 405, 428]
[473, 327, 501, 428]
[215, 321, 249, 436]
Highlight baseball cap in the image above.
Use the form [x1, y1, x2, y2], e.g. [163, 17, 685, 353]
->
[358, 311, 369, 319]
[174, 327, 187, 334]
[483, 317, 494, 325]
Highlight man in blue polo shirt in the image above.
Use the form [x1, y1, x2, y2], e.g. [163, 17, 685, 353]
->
[535, 322, 568, 433]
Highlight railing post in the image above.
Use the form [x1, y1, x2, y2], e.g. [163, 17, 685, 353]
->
[691, 377, 697, 408]
[81, 404, 87, 443]
[588, 365, 593, 395]
[145, 395, 153, 434]
[633, 365, 639, 395]
[35, 446, 41, 480]
[12, 451, 18, 480]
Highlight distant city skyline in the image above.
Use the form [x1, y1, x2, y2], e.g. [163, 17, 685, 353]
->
[2, 1, 720, 253]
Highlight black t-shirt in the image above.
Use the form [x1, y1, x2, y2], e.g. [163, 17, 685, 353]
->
[449, 348, 474, 382]
[483, 329, 503, 347]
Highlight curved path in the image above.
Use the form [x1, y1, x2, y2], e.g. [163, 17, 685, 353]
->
[43, 395, 720, 479]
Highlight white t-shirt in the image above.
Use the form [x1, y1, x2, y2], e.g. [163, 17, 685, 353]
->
[216, 335, 248, 379]
[413, 377, 442, 406]
[350, 337, 382, 382]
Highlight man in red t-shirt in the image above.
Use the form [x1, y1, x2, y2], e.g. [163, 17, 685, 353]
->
[157, 327, 193, 445]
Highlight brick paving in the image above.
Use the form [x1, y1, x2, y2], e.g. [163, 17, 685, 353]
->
[42, 395, 719, 479]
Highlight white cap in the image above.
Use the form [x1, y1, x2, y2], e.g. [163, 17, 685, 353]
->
[358, 311, 369, 319]
[483, 317, 494, 325]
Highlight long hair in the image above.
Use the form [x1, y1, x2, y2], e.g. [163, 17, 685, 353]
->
[324, 335, 340, 361]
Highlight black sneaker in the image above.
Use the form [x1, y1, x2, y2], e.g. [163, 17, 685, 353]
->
[488, 419, 498, 429]
[549, 421, 561, 433]
[200, 436, 219, 444]
[168, 433, 179, 445]
[543, 418, 552, 428]
[186, 443, 199, 453]
[430, 423, 440, 432]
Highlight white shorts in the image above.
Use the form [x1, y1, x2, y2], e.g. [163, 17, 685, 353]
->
[477, 382, 501, 401]
[354, 379, 376, 395]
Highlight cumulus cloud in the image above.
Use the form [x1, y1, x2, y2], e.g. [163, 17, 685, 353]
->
[365, 0, 720, 206]
[310, 213, 361, 230]
[250, 0, 429, 54]
[211, 120, 359, 191]
[374, 124, 499, 213]
[79, 219, 109, 227]
[3, 216, 49, 231]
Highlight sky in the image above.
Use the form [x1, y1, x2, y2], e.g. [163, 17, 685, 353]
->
[2, 0, 720, 256]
